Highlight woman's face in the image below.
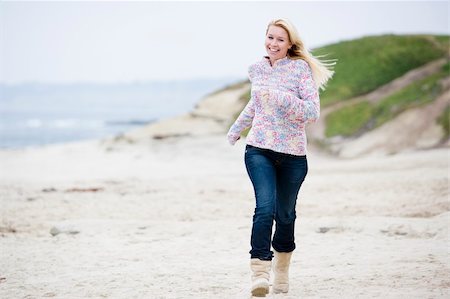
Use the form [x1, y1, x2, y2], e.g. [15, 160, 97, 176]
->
[265, 25, 292, 63]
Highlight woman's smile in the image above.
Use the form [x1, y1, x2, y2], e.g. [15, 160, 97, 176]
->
[265, 25, 292, 65]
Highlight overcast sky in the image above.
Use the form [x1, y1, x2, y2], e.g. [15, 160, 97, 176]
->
[1, 1, 448, 84]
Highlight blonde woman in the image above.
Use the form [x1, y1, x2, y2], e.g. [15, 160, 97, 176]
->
[227, 18, 335, 297]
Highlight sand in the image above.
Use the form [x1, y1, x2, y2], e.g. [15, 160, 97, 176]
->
[0, 131, 449, 298]
[1, 76, 449, 298]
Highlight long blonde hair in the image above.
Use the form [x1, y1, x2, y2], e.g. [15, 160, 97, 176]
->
[267, 18, 336, 91]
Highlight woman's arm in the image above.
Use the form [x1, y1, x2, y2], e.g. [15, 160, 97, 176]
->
[294, 61, 320, 123]
[265, 61, 320, 123]
[227, 63, 261, 145]
[226, 97, 255, 145]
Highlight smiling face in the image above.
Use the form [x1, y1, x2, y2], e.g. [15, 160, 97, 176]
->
[265, 25, 292, 65]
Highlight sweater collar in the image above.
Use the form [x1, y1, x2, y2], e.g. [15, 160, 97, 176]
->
[263, 56, 291, 68]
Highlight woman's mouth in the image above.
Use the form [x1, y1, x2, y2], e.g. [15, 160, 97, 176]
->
[268, 47, 279, 53]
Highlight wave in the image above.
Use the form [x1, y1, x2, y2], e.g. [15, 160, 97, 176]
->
[1, 118, 154, 130]
[105, 119, 155, 126]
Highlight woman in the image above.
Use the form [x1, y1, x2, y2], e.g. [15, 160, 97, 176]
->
[227, 18, 335, 297]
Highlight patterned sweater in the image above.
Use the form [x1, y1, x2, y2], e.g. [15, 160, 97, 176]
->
[227, 56, 320, 156]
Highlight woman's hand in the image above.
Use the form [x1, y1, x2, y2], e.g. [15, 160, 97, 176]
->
[227, 132, 241, 145]
[260, 89, 269, 99]
[258, 89, 277, 114]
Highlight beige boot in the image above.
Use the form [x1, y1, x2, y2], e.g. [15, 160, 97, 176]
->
[250, 258, 271, 297]
[273, 250, 293, 294]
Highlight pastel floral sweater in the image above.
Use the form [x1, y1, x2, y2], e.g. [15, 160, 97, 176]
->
[227, 56, 320, 156]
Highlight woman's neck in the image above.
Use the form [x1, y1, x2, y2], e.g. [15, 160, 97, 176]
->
[266, 56, 287, 67]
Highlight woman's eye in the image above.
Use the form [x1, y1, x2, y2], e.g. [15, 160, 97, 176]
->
[268, 36, 273, 39]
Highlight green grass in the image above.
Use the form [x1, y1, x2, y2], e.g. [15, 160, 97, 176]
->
[325, 102, 373, 137]
[434, 35, 450, 50]
[313, 34, 448, 106]
[325, 64, 448, 138]
[441, 60, 450, 74]
[373, 70, 446, 127]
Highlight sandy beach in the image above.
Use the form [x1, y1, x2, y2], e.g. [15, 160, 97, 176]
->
[1, 1, 449, 297]
[0, 128, 448, 298]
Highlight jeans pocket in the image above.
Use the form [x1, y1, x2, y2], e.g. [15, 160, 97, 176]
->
[245, 144, 257, 154]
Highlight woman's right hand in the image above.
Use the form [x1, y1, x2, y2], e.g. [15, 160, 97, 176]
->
[257, 89, 276, 114]
[227, 132, 241, 145]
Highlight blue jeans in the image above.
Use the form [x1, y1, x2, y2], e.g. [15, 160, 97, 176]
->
[244, 144, 308, 260]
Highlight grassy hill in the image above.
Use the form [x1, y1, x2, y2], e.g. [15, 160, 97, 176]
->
[232, 34, 449, 140]
[314, 34, 449, 106]
[325, 60, 449, 138]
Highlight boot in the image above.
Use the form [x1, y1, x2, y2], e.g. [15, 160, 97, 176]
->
[273, 250, 293, 294]
[250, 258, 271, 297]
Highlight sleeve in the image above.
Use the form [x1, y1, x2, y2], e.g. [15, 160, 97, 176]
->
[226, 63, 259, 145]
[226, 97, 255, 145]
[248, 63, 257, 83]
[280, 61, 320, 123]
[298, 61, 320, 122]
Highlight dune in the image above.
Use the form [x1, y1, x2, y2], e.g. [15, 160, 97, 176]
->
[0, 79, 449, 298]
[103, 81, 250, 147]
[308, 58, 450, 158]
[333, 88, 449, 157]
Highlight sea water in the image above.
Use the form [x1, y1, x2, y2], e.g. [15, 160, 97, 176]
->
[0, 79, 236, 148]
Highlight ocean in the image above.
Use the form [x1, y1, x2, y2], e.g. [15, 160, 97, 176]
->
[0, 79, 236, 148]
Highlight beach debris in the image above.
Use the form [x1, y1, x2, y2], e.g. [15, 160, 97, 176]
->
[112, 133, 136, 144]
[50, 225, 80, 236]
[380, 224, 437, 238]
[316, 226, 341, 233]
[152, 133, 190, 140]
[317, 227, 332, 233]
[380, 224, 413, 237]
[42, 292, 57, 297]
[0, 222, 17, 234]
[64, 187, 104, 193]
[42, 187, 57, 193]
